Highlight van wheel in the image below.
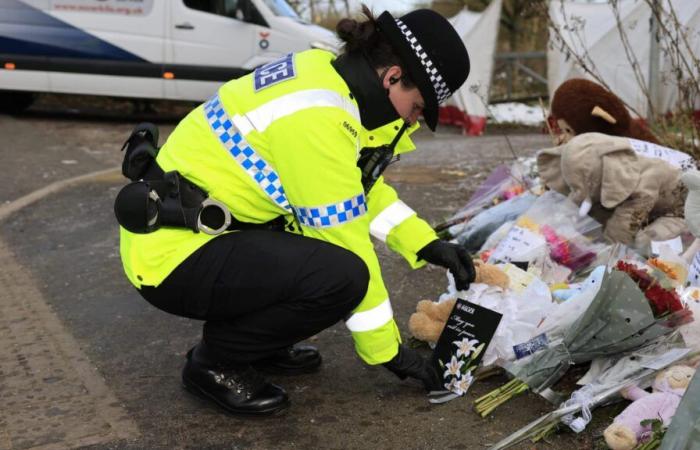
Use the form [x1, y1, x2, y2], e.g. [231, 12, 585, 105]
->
[0, 91, 36, 114]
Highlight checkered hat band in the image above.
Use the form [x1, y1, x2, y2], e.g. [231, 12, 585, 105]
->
[204, 94, 292, 214]
[394, 18, 452, 104]
[293, 193, 367, 229]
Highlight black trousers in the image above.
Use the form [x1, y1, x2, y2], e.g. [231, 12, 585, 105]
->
[139, 230, 369, 364]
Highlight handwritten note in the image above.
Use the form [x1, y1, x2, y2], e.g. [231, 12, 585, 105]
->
[489, 226, 546, 264]
[628, 138, 696, 171]
[687, 250, 700, 287]
[651, 237, 684, 256]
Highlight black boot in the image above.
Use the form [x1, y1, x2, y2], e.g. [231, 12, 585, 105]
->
[181, 346, 289, 416]
[253, 345, 322, 375]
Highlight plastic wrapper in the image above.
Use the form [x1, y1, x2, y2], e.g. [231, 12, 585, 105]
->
[441, 270, 554, 367]
[474, 259, 695, 417]
[488, 334, 694, 450]
[438, 161, 537, 238]
[453, 193, 537, 253]
[486, 190, 606, 282]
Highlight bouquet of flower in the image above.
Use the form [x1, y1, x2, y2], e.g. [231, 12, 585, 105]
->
[452, 193, 537, 253]
[436, 161, 536, 238]
[473, 262, 694, 417]
[487, 335, 697, 450]
[615, 261, 685, 318]
[485, 191, 606, 283]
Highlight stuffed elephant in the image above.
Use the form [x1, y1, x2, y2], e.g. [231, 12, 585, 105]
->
[537, 133, 687, 249]
[682, 170, 700, 238]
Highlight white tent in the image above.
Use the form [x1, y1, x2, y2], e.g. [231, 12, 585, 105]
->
[439, 0, 502, 135]
[548, 0, 700, 118]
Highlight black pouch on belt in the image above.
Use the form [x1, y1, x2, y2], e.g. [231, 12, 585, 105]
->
[114, 123, 281, 235]
[114, 123, 231, 234]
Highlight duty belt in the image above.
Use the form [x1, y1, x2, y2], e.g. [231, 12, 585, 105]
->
[114, 123, 285, 235]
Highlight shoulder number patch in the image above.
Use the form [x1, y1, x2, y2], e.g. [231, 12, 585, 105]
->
[254, 53, 296, 91]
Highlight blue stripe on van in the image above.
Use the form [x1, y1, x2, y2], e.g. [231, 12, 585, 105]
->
[0, 0, 145, 61]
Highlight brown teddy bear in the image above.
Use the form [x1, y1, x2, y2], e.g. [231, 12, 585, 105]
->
[408, 261, 509, 343]
[549, 78, 658, 145]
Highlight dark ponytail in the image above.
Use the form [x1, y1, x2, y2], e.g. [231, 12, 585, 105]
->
[336, 4, 415, 87]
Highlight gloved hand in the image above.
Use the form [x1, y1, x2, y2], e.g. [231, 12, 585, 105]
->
[383, 345, 442, 391]
[417, 239, 476, 291]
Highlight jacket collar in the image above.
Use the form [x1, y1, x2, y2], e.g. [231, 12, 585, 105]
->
[332, 52, 400, 131]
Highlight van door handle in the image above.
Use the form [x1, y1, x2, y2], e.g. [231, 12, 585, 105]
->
[175, 22, 195, 30]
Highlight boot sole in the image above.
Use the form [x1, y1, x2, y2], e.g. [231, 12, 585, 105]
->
[181, 377, 290, 417]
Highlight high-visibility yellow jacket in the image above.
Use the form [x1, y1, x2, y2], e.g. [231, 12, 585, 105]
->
[120, 49, 438, 364]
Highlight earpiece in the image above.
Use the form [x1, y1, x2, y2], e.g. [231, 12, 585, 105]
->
[389, 77, 399, 85]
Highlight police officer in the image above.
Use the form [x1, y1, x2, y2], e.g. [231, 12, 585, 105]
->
[119, 6, 474, 416]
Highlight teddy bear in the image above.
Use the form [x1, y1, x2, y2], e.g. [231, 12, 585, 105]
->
[537, 133, 687, 250]
[408, 260, 509, 343]
[549, 78, 659, 145]
[603, 365, 696, 450]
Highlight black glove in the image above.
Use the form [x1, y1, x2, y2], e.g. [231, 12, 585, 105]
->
[383, 345, 442, 391]
[417, 239, 476, 291]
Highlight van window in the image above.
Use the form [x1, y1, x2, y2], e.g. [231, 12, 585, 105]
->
[261, 0, 298, 18]
[184, 0, 242, 18]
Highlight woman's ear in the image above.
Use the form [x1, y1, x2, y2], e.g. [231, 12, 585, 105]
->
[600, 147, 639, 208]
[381, 66, 403, 89]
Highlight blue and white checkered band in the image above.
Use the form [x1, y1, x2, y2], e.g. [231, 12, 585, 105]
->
[204, 95, 292, 213]
[254, 53, 296, 91]
[394, 18, 452, 104]
[293, 193, 367, 228]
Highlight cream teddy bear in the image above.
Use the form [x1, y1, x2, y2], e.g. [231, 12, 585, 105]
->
[603, 365, 696, 450]
[408, 261, 509, 343]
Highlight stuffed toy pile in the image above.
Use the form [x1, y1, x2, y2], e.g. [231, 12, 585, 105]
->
[538, 79, 687, 250]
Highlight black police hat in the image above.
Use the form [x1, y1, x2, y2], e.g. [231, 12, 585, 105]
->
[377, 9, 470, 131]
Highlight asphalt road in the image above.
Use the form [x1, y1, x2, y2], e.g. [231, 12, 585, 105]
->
[0, 99, 616, 450]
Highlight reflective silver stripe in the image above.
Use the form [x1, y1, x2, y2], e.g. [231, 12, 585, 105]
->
[244, 89, 360, 133]
[345, 299, 393, 332]
[369, 200, 415, 242]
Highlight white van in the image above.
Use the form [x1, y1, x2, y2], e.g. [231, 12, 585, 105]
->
[0, 0, 338, 112]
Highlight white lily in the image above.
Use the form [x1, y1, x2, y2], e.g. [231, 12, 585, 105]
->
[453, 338, 480, 358]
[452, 370, 474, 395]
[443, 355, 464, 378]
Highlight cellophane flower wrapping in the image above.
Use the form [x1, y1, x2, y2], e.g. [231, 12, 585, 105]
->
[505, 263, 692, 395]
[440, 270, 555, 366]
[453, 193, 537, 253]
[485, 190, 607, 283]
[442, 160, 537, 240]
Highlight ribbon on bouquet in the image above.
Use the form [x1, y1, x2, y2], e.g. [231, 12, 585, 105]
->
[559, 385, 595, 433]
